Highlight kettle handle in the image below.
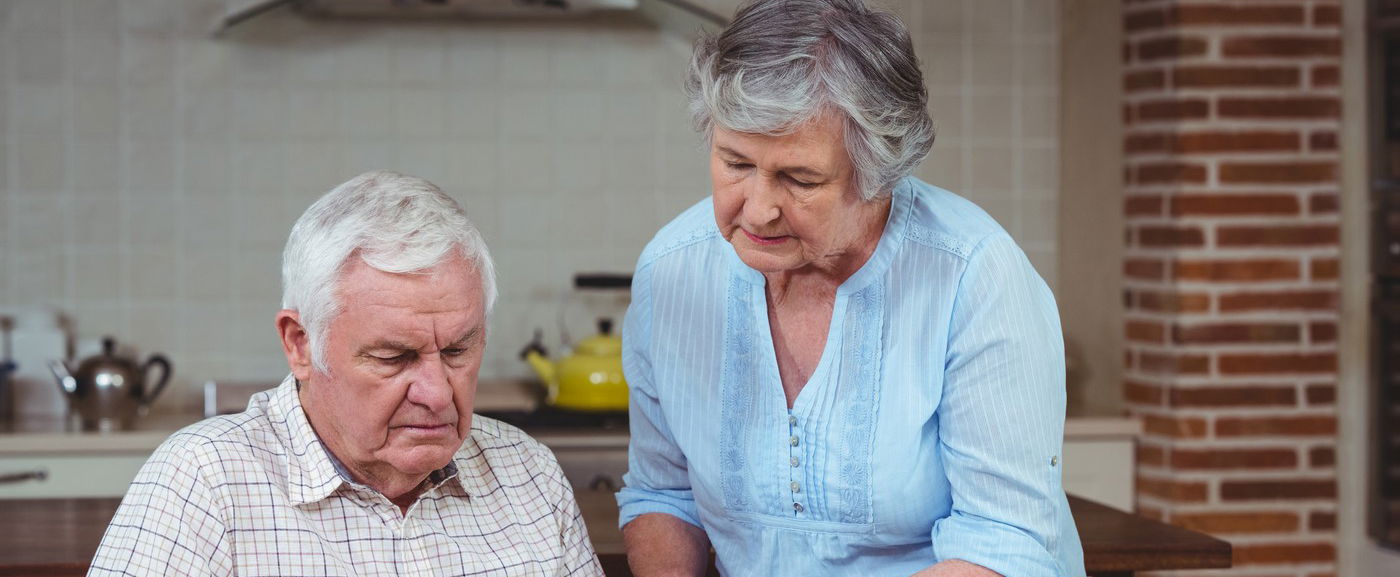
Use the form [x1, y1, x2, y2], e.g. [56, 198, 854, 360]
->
[141, 355, 172, 406]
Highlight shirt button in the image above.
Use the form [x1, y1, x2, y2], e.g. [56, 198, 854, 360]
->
[790, 436, 799, 447]
[793, 502, 804, 513]
[1051, 456, 1059, 467]
[790, 481, 801, 493]
[790, 456, 799, 467]
[789, 416, 797, 426]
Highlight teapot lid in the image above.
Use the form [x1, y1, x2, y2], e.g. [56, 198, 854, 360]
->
[573, 318, 621, 357]
[75, 337, 140, 379]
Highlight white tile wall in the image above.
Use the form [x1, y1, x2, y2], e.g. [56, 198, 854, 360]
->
[1, 0, 1059, 411]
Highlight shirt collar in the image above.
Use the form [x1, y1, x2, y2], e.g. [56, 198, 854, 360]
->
[268, 374, 477, 505]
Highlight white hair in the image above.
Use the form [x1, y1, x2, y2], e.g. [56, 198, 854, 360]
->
[282, 170, 497, 373]
[686, 0, 935, 200]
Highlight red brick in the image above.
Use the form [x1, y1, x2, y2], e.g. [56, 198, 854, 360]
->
[1222, 36, 1340, 57]
[1306, 384, 1337, 406]
[1219, 290, 1337, 312]
[1126, 195, 1164, 216]
[1125, 258, 1166, 281]
[1125, 380, 1165, 405]
[1171, 194, 1300, 217]
[1218, 97, 1340, 119]
[1234, 542, 1336, 564]
[1174, 4, 1305, 27]
[1217, 225, 1339, 247]
[1310, 446, 1336, 468]
[1310, 321, 1337, 344]
[1312, 64, 1340, 87]
[1143, 414, 1209, 438]
[1172, 322, 1300, 344]
[1310, 130, 1339, 151]
[1139, 352, 1210, 376]
[1310, 193, 1339, 214]
[1138, 36, 1210, 62]
[1136, 162, 1208, 185]
[1138, 225, 1206, 248]
[1174, 130, 1300, 153]
[1136, 290, 1211, 313]
[1310, 511, 1337, 531]
[1125, 133, 1170, 153]
[1137, 443, 1166, 467]
[1172, 65, 1300, 88]
[1138, 475, 1209, 501]
[1219, 353, 1337, 375]
[1219, 162, 1336, 184]
[1173, 511, 1299, 534]
[1171, 448, 1298, 470]
[1170, 385, 1297, 408]
[1311, 258, 1340, 280]
[1138, 99, 1211, 121]
[1125, 69, 1166, 93]
[1220, 479, 1337, 501]
[1126, 319, 1167, 344]
[1217, 415, 1338, 437]
[1174, 259, 1300, 282]
[1314, 5, 1341, 26]
[1125, 8, 1169, 32]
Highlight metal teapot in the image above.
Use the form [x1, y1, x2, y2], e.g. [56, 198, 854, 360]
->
[48, 337, 172, 431]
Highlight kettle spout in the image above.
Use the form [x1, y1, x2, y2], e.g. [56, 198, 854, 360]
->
[48, 360, 77, 394]
[523, 350, 556, 388]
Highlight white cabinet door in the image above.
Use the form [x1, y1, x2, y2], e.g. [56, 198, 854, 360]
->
[1061, 438, 1135, 511]
[0, 455, 148, 499]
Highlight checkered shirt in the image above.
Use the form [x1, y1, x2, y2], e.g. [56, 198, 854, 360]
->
[89, 374, 603, 576]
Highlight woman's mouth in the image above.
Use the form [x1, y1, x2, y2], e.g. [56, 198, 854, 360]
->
[742, 229, 789, 246]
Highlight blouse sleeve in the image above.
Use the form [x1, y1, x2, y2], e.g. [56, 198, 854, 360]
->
[615, 264, 703, 530]
[929, 233, 1073, 577]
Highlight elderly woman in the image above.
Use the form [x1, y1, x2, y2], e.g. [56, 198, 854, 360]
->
[616, 1, 1085, 576]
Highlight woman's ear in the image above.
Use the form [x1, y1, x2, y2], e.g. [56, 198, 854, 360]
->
[275, 310, 313, 383]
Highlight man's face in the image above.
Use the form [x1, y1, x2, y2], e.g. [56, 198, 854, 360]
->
[292, 254, 485, 495]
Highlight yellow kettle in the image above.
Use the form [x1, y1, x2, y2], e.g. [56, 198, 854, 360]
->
[520, 318, 628, 411]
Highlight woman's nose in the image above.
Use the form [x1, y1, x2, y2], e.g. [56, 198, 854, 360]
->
[743, 174, 783, 224]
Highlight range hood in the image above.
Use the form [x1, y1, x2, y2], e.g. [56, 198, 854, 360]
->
[217, 0, 639, 32]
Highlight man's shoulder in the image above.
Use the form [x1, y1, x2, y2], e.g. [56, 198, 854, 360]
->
[466, 414, 552, 458]
[147, 401, 284, 475]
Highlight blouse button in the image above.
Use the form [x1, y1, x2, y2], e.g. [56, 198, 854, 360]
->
[790, 481, 801, 493]
[1050, 455, 1059, 467]
[790, 456, 799, 467]
[793, 502, 804, 513]
[789, 436, 799, 447]
[788, 415, 797, 426]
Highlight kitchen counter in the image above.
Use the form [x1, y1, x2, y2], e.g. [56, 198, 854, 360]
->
[0, 493, 1228, 576]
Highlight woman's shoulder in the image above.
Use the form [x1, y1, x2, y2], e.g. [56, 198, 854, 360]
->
[635, 196, 724, 270]
[901, 177, 1018, 262]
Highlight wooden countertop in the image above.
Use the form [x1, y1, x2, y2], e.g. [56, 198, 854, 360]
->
[0, 493, 1228, 576]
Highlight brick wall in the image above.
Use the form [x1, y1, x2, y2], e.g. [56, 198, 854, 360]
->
[1121, 1, 1341, 575]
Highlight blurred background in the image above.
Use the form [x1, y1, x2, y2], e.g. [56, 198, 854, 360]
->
[0, 0, 1395, 575]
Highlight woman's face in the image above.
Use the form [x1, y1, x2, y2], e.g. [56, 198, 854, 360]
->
[710, 113, 878, 276]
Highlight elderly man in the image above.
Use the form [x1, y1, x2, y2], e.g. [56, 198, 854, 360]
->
[89, 171, 603, 576]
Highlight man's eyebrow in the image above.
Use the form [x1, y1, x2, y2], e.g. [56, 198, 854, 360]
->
[715, 145, 749, 160]
[359, 340, 416, 353]
[446, 326, 483, 348]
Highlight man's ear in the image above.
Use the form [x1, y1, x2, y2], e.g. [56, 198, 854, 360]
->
[276, 310, 313, 383]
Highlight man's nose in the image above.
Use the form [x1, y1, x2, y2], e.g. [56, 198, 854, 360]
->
[406, 356, 454, 412]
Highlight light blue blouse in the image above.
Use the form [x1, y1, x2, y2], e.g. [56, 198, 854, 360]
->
[616, 177, 1086, 577]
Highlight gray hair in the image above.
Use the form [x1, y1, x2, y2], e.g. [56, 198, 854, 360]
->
[282, 170, 498, 374]
[686, 0, 935, 200]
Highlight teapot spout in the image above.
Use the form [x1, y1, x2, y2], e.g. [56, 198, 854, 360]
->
[48, 359, 77, 394]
